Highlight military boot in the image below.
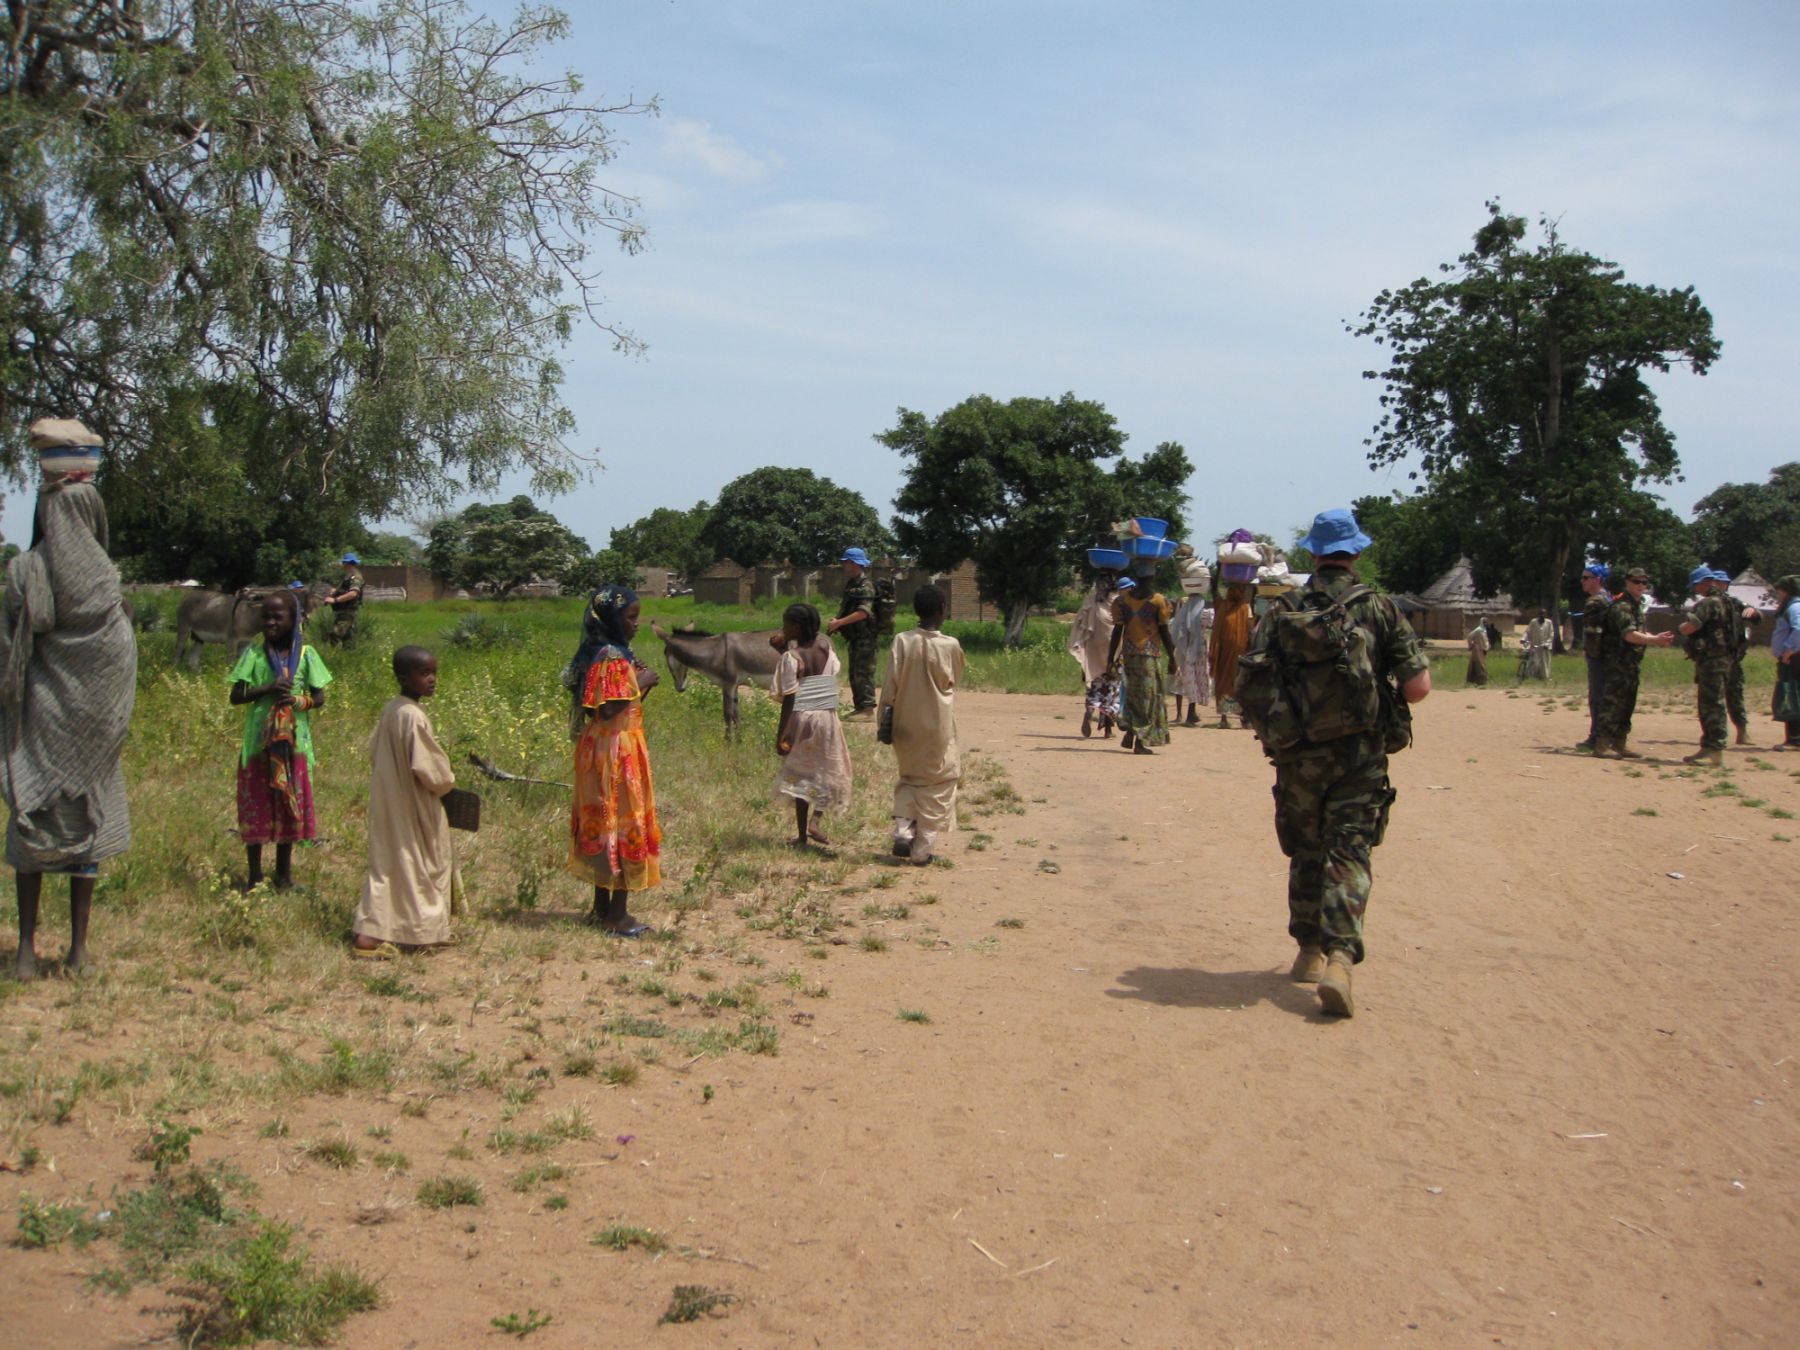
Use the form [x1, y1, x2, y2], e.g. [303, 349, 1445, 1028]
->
[1318, 951, 1355, 1018]
[1592, 737, 1621, 760]
[1290, 945, 1327, 984]
[1683, 746, 1724, 767]
[1735, 728, 1752, 746]
[1614, 739, 1644, 760]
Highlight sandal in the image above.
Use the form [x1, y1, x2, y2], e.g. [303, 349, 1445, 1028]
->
[350, 941, 401, 961]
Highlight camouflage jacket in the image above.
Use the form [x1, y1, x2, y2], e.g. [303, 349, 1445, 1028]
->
[836, 575, 876, 647]
[1684, 594, 1732, 660]
[1600, 592, 1651, 666]
[1246, 565, 1428, 759]
[331, 570, 364, 613]
[1581, 591, 1613, 659]
[1720, 592, 1756, 656]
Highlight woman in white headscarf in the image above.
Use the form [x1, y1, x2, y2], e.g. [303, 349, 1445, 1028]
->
[1, 419, 136, 978]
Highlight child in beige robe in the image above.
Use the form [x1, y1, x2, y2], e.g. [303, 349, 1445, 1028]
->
[878, 584, 965, 866]
[353, 646, 455, 954]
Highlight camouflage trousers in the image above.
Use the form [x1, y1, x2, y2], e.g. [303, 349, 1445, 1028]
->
[1584, 655, 1605, 742]
[329, 610, 358, 644]
[1271, 738, 1396, 964]
[848, 638, 878, 712]
[1727, 655, 1748, 731]
[1596, 657, 1642, 743]
[1694, 654, 1731, 750]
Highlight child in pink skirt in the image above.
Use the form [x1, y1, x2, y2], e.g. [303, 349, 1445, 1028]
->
[229, 590, 332, 888]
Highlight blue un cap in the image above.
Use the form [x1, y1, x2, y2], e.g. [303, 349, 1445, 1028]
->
[1688, 564, 1717, 589]
[341, 552, 360, 565]
[1296, 508, 1372, 557]
[840, 547, 870, 567]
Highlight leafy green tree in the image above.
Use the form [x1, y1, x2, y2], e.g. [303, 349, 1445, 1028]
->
[1345, 493, 1465, 596]
[1, 1, 651, 582]
[699, 469, 893, 570]
[561, 549, 641, 597]
[883, 394, 1190, 646]
[608, 503, 715, 580]
[1691, 464, 1800, 579]
[428, 496, 584, 595]
[1351, 203, 1719, 620]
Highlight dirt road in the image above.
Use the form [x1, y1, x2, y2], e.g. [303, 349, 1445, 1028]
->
[7, 688, 1796, 1346]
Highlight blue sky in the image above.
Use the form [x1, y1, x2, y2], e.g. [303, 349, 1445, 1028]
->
[16, 2, 1799, 559]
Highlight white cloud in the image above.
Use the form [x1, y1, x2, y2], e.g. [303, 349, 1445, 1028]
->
[661, 117, 774, 184]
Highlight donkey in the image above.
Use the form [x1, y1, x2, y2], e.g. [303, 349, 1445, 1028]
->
[173, 584, 328, 670]
[649, 621, 782, 734]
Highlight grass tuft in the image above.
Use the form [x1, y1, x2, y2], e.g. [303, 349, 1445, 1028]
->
[592, 1223, 669, 1254]
[416, 1175, 484, 1210]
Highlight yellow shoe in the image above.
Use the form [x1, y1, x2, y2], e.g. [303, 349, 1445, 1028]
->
[1290, 946, 1327, 984]
[1318, 951, 1355, 1018]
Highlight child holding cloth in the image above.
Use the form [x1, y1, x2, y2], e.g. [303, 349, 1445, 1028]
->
[229, 590, 330, 889]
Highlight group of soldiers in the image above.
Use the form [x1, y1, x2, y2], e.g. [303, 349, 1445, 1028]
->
[1579, 562, 1759, 763]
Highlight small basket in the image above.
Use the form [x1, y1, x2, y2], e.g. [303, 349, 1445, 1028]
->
[442, 787, 482, 833]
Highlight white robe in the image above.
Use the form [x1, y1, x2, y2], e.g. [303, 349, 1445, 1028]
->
[354, 697, 456, 945]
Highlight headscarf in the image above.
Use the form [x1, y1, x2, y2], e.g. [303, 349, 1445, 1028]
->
[570, 584, 638, 693]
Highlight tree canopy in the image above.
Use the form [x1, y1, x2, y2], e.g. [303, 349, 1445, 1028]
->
[882, 393, 1191, 645]
[426, 496, 585, 596]
[699, 468, 893, 571]
[1352, 203, 1719, 617]
[1, 0, 651, 585]
[608, 503, 715, 580]
[1692, 464, 1800, 582]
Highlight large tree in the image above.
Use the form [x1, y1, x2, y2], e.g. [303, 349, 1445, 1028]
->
[699, 468, 893, 571]
[882, 393, 1191, 645]
[427, 495, 585, 596]
[1, 0, 651, 584]
[1691, 464, 1800, 580]
[608, 503, 715, 580]
[1351, 203, 1719, 621]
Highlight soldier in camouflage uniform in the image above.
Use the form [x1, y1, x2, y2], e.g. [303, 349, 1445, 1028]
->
[326, 552, 364, 644]
[1714, 568, 1762, 744]
[1678, 565, 1733, 766]
[1594, 567, 1675, 759]
[826, 547, 878, 717]
[1249, 508, 1431, 1019]
[1574, 563, 1612, 751]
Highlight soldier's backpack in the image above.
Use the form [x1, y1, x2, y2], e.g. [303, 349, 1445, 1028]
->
[872, 577, 899, 637]
[1236, 585, 1394, 754]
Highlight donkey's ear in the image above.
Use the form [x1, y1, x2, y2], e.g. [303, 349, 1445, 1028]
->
[683, 622, 696, 632]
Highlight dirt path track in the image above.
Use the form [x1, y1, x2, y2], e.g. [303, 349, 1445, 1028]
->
[7, 688, 1796, 1346]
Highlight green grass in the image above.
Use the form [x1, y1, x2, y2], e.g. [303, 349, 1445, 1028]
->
[592, 1223, 669, 1254]
[660, 1284, 736, 1324]
[896, 1008, 932, 1024]
[416, 1175, 484, 1210]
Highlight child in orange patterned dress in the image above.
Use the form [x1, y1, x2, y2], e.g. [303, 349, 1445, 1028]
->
[566, 585, 661, 936]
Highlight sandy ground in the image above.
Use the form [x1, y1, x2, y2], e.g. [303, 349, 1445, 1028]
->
[5, 684, 1798, 1346]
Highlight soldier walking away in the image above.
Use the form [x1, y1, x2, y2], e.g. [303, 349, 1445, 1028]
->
[827, 547, 878, 718]
[1239, 508, 1431, 1019]
[326, 552, 364, 644]
[1714, 568, 1762, 744]
[1593, 567, 1676, 760]
[1574, 564, 1612, 751]
[1678, 565, 1734, 767]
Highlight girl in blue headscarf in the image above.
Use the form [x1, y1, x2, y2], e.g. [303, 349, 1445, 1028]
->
[566, 586, 661, 934]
